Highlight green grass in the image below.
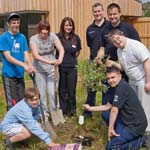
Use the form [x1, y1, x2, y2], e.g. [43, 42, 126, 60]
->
[0, 74, 108, 150]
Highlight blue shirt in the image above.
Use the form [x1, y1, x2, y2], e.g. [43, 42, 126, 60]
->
[0, 31, 28, 78]
[0, 99, 51, 144]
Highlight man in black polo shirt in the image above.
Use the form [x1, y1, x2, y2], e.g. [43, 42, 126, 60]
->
[83, 66, 147, 149]
[98, 3, 141, 106]
[84, 2, 108, 117]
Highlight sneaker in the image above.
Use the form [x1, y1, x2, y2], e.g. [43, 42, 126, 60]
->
[4, 138, 14, 150]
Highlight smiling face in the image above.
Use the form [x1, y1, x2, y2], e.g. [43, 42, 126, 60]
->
[27, 96, 39, 108]
[64, 20, 73, 34]
[92, 5, 104, 22]
[110, 34, 126, 49]
[107, 71, 121, 87]
[7, 18, 20, 34]
[107, 7, 121, 26]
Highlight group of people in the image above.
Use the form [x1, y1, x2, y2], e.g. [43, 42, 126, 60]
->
[0, 2, 150, 150]
[83, 2, 150, 150]
[0, 12, 81, 149]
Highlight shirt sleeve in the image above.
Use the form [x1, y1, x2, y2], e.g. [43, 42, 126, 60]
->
[0, 35, 10, 51]
[16, 105, 51, 144]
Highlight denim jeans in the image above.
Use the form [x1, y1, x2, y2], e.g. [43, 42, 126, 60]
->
[102, 111, 144, 150]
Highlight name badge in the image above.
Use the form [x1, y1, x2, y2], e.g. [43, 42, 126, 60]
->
[72, 44, 76, 48]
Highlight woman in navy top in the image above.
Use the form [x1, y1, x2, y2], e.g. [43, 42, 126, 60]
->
[56, 17, 81, 116]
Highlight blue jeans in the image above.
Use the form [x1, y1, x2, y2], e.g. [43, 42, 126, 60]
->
[102, 111, 144, 150]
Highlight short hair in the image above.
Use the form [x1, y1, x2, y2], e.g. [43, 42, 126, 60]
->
[92, 2, 104, 11]
[24, 87, 39, 100]
[108, 29, 124, 43]
[107, 3, 121, 13]
[59, 17, 75, 40]
[37, 20, 50, 35]
[106, 66, 121, 74]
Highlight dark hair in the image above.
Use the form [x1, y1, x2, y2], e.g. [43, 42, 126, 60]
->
[58, 17, 75, 40]
[24, 87, 39, 100]
[108, 29, 124, 43]
[37, 20, 50, 35]
[106, 66, 121, 74]
[107, 3, 121, 13]
[92, 2, 104, 11]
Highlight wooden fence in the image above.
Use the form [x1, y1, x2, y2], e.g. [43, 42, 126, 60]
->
[132, 17, 150, 50]
[0, 0, 144, 59]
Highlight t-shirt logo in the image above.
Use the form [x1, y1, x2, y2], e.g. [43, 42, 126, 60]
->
[12, 40, 20, 53]
[113, 95, 118, 102]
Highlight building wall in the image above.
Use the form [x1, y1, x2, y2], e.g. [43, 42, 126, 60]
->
[0, 0, 142, 59]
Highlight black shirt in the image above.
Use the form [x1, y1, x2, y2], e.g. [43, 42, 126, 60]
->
[86, 19, 108, 60]
[102, 21, 140, 61]
[57, 34, 81, 68]
[110, 79, 147, 136]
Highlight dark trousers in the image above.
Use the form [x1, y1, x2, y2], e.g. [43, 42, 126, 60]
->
[58, 67, 77, 116]
[84, 88, 96, 116]
[102, 80, 115, 105]
[102, 111, 144, 150]
[2, 75, 25, 110]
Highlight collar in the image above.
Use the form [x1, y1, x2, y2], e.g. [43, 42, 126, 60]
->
[91, 18, 108, 27]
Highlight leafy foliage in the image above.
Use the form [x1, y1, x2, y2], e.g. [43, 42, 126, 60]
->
[77, 59, 107, 92]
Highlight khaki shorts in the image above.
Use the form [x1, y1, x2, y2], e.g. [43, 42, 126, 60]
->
[2, 123, 23, 137]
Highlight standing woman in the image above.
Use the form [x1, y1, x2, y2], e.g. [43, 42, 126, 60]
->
[56, 17, 81, 116]
[30, 20, 64, 119]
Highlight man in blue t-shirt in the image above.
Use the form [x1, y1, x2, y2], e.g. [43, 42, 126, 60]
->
[0, 12, 35, 110]
[83, 66, 147, 149]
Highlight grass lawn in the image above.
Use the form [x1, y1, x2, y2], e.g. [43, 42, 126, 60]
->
[0, 74, 108, 150]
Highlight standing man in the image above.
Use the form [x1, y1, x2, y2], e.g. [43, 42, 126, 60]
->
[0, 12, 35, 110]
[83, 66, 147, 149]
[97, 3, 141, 105]
[107, 29, 150, 149]
[99, 3, 140, 62]
[84, 2, 108, 117]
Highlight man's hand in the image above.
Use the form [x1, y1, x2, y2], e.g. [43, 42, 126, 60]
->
[82, 104, 91, 111]
[23, 64, 36, 73]
[108, 128, 120, 141]
[48, 141, 60, 148]
[105, 60, 114, 67]
[93, 57, 102, 65]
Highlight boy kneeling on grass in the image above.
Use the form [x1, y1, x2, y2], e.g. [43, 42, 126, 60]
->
[0, 87, 59, 150]
[83, 66, 147, 150]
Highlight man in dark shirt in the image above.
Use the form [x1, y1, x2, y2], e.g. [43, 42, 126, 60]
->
[98, 3, 141, 105]
[84, 2, 108, 117]
[83, 66, 147, 149]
